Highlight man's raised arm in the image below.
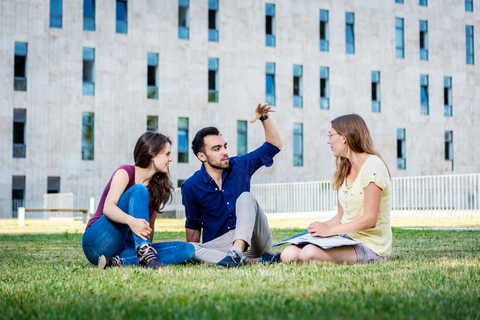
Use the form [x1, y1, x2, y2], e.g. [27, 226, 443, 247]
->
[250, 103, 283, 150]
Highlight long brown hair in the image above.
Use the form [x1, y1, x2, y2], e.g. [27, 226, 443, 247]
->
[331, 114, 391, 190]
[134, 132, 174, 213]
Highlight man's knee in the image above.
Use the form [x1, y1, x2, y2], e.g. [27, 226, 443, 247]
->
[236, 192, 255, 206]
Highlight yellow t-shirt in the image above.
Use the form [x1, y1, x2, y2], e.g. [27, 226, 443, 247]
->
[338, 155, 392, 256]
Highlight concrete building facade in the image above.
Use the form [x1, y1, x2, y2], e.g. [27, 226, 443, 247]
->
[1, 0, 479, 205]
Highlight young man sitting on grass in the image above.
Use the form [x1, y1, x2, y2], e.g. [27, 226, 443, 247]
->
[181, 103, 283, 269]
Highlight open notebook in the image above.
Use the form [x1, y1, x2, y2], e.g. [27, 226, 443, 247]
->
[273, 231, 361, 249]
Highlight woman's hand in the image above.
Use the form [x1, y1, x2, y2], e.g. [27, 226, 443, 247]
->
[307, 221, 334, 238]
[129, 218, 152, 241]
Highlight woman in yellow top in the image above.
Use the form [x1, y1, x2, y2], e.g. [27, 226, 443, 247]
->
[281, 114, 392, 264]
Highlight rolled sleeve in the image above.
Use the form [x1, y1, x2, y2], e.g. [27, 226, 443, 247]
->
[238, 142, 281, 176]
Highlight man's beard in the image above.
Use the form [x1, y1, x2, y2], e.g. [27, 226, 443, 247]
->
[205, 155, 229, 170]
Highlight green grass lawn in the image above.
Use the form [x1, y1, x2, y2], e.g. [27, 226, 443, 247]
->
[1, 221, 479, 319]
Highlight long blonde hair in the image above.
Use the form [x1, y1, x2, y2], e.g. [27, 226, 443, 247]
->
[331, 114, 391, 190]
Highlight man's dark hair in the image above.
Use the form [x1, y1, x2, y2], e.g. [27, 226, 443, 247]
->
[192, 126, 220, 157]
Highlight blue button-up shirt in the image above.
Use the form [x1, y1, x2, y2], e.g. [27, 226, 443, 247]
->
[181, 142, 281, 243]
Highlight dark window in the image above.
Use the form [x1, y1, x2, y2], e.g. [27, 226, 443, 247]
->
[293, 65, 302, 108]
[14, 42, 27, 91]
[320, 67, 329, 109]
[420, 75, 429, 115]
[47, 177, 60, 194]
[444, 77, 452, 117]
[320, 10, 329, 51]
[208, 0, 218, 42]
[147, 53, 158, 99]
[83, 48, 95, 95]
[266, 4, 275, 47]
[12, 175, 26, 217]
[13, 109, 26, 158]
[420, 21, 428, 60]
[397, 129, 406, 169]
[445, 131, 453, 171]
[208, 58, 218, 102]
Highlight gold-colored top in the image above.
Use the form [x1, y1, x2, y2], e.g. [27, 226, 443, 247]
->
[338, 155, 392, 256]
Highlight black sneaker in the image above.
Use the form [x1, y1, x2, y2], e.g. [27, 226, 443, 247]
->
[259, 250, 282, 265]
[98, 255, 123, 269]
[217, 249, 243, 269]
[137, 244, 166, 269]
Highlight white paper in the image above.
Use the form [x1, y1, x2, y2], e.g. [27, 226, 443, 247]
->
[273, 232, 361, 249]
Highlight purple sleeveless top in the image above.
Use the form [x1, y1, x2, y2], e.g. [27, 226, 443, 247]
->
[85, 165, 154, 230]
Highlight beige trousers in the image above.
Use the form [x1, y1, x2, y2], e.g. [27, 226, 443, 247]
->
[191, 192, 272, 264]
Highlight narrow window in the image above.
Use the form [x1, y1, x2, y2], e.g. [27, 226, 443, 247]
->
[208, 58, 219, 102]
[147, 115, 158, 132]
[266, 4, 275, 47]
[208, 0, 219, 42]
[293, 65, 303, 108]
[396, 0, 404, 3]
[177, 180, 185, 188]
[466, 0, 473, 12]
[320, 10, 329, 52]
[179, 0, 189, 39]
[419, 0, 428, 6]
[345, 12, 355, 54]
[266, 62, 275, 106]
[293, 123, 303, 167]
[84, 0, 95, 31]
[320, 67, 329, 109]
[50, 0, 62, 28]
[420, 20, 428, 60]
[12, 176, 26, 217]
[178, 117, 189, 163]
[83, 48, 95, 96]
[47, 177, 61, 194]
[444, 77, 452, 117]
[237, 120, 247, 156]
[82, 112, 94, 160]
[445, 131, 453, 171]
[396, 18, 404, 59]
[397, 129, 406, 170]
[116, 0, 127, 34]
[14, 42, 27, 91]
[420, 75, 429, 115]
[371, 71, 381, 113]
[147, 53, 158, 99]
[466, 25, 474, 65]
[13, 109, 26, 158]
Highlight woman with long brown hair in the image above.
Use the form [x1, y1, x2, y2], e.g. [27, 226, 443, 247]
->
[280, 114, 392, 264]
[82, 132, 195, 269]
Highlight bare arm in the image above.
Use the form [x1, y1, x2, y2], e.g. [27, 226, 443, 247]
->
[103, 169, 152, 240]
[308, 182, 382, 237]
[250, 103, 283, 150]
[186, 228, 201, 243]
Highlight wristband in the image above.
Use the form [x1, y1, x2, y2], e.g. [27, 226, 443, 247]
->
[259, 115, 269, 121]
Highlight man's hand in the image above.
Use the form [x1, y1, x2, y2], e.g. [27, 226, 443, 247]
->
[307, 221, 334, 238]
[250, 103, 275, 123]
[129, 218, 152, 241]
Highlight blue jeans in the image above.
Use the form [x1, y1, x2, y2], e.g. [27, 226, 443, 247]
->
[82, 184, 195, 266]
